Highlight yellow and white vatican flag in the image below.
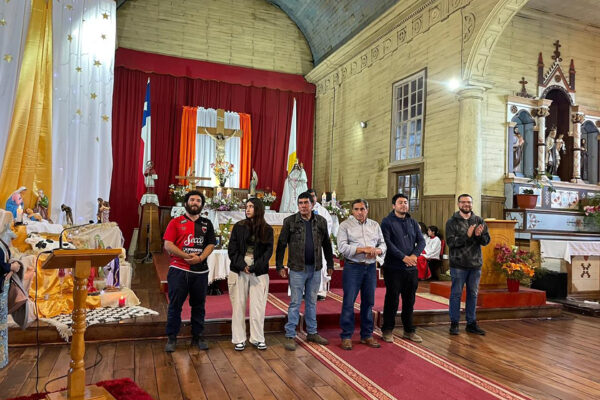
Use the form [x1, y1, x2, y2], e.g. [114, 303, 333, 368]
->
[286, 98, 297, 174]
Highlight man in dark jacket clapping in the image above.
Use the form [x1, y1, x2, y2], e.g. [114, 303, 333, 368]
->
[445, 194, 490, 336]
[380, 194, 426, 343]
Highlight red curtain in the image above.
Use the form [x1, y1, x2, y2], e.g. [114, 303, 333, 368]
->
[111, 65, 315, 246]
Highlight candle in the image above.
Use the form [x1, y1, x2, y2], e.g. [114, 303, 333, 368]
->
[203, 189, 207, 197]
[332, 191, 337, 203]
[321, 192, 326, 204]
[16, 205, 23, 223]
[119, 295, 126, 307]
[216, 187, 222, 197]
[227, 188, 232, 198]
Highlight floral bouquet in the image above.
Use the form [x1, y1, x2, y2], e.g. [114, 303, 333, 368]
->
[210, 159, 234, 186]
[205, 196, 242, 211]
[325, 200, 350, 220]
[494, 243, 538, 281]
[257, 191, 277, 206]
[581, 194, 600, 226]
[168, 184, 188, 204]
[216, 218, 233, 249]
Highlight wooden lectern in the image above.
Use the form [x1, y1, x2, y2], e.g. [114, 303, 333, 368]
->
[480, 219, 517, 288]
[42, 249, 121, 400]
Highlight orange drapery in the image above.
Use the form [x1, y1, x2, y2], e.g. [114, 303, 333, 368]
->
[239, 113, 252, 189]
[178, 106, 197, 185]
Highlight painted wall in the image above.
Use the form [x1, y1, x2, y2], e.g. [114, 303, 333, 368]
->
[116, 0, 313, 75]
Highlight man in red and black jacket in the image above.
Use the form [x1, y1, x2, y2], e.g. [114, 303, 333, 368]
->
[163, 190, 216, 352]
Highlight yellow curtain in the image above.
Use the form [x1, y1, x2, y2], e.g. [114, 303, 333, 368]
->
[0, 0, 53, 211]
[178, 106, 197, 185]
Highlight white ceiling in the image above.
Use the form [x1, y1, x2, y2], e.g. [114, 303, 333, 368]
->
[525, 0, 600, 28]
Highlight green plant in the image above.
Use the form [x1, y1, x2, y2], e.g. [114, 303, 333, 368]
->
[521, 188, 535, 195]
[528, 170, 556, 193]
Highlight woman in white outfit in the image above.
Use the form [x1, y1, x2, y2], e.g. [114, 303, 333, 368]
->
[228, 198, 274, 350]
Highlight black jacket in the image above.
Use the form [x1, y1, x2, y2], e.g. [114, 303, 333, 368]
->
[227, 221, 274, 276]
[445, 211, 490, 270]
[276, 212, 334, 272]
[381, 211, 426, 269]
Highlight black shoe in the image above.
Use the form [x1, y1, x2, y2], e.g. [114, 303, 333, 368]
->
[317, 295, 326, 301]
[165, 336, 177, 352]
[466, 323, 486, 335]
[191, 336, 209, 350]
[449, 323, 459, 335]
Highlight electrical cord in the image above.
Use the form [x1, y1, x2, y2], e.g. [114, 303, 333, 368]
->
[43, 345, 104, 393]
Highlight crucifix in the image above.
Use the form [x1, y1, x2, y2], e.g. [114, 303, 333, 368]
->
[198, 108, 243, 163]
[552, 39, 562, 62]
[175, 168, 210, 190]
[517, 76, 530, 97]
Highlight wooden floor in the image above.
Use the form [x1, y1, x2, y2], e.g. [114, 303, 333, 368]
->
[2, 313, 599, 400]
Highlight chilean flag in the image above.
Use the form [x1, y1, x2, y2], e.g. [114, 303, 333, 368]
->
[137, 78, 151, 201]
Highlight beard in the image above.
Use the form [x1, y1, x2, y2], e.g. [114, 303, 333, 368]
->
[185, 204, 202, 215]
[459, 206, 472, 214]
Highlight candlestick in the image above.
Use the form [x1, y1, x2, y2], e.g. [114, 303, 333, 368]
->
[332, 191, 337, 203]
[227, 188, 232, 198]
[216, 187, 222, 198]
[119, 295, 126, 307]
[203, 189, 207, 197]
[16, 205, 23, 223]
[321, 192, 326, 204]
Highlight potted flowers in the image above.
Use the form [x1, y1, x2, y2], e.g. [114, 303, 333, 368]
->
[210, 160, 234, 187]
[325, 200, 350, 220]
[494, 244, 538, 292]
[258, 191, 276, 210]
[168, 184, 188, 206]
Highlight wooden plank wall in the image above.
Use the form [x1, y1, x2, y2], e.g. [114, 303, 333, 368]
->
[420, 195, 455, 236]
[481, 195, 506, 220]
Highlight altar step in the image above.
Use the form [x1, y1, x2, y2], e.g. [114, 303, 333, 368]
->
[430, 281, 549, 308]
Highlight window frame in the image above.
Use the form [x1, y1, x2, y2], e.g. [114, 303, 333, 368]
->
[388, 163, 424, 220]
[390, 68, 427, 164]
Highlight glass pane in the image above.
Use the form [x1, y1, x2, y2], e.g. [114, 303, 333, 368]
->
[411, 80, 416, 92]
[409, 134, 414, 146]
[411, 105, 416, 118]
[404, 83, 409, 93]
[403, 109, 408, 120]
[417, 104, 422, 115]
[400, 148, 406, 159]
[417, 119, 422, 131]
[411, 92, 416, 105]
[415, 145, 421, 157]
[418, 77, 423, 89]
[417, 90, 423, 103]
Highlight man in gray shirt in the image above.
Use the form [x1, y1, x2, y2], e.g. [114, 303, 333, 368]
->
[337, 199, 386, 350]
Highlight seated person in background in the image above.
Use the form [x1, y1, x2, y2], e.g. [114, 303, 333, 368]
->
[418, 222, 428, 240]
[416, 226, 442, 280]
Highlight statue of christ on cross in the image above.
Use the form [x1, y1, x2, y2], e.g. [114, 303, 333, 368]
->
[198, 108, 242, 162]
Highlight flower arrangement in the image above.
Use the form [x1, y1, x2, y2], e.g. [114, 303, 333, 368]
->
[205, 196, 242, 211]
[581, 194, 600, 226]
[330, 233, 343, 260]
[257, 191, 277, 206]
[168, 184, 188, 204]
[494, 243, 538, 281]
[325, 200, 350, 220]
[216, 218, 233, 249]
[210, 159, 234, 186]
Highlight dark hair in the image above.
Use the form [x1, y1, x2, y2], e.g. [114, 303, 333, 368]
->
[242, 197, 270, 243]
[298, 191, 314, 204]
[184, 190, 205, 211]
[392, 193, 408, 205]
[428, 225, 442, 239]
[351, 198, 369, 209]
[418, 222, 427, 234]
[307, 188, 316, 196]
[457, 193, 472, 202]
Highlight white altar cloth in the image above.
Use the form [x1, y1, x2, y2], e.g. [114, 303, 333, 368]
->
[208, 249, 231, 284]
[204, 210, 293, 229]
[540, 240, 600, 262]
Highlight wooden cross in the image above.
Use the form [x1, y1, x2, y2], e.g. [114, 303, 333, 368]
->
[198, 108, 243, 162]
[552, 40, 562, 62]
[175, 174, 210, 189]
[519, 77, 528, 92]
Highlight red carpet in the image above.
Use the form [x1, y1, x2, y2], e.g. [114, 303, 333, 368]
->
[7, 378, 153, 400]
[329, 287, 447, 311]
[166, 292, 286, 321]
[298, 329, 532, 400]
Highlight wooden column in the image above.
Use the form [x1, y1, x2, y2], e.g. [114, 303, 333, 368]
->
[534, 105, 550, 174]
[571, 106, 585, 183]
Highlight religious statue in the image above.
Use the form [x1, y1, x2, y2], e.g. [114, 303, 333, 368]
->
[99, 201, 110, 223]
[545, 128, 557, 175]
[581, 138, 589, 181]
[512, 127, 525, 174]
[5, 187, 26, 219]
[144, 160, 158, 194]
[250, 169, 258, 196]
[25, 208, 42, 222]
[553, 134, 566, 175]
[279, 161, 308, 213]
[97, 198, 104, 222]
[61, 204, 73, 226]
[33, 189, 51, 222]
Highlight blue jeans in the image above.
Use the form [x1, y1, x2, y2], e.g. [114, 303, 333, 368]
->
[449, 268, 481, 324]
[285, 265, 321, 338]
[340, 262, 376, 339]
[166, 267, 208, 338]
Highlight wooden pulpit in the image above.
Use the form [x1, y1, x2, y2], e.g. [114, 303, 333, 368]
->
[480, 219, 517, 288]
[42, 249, 121, 400]
[135, 203, 162, 259]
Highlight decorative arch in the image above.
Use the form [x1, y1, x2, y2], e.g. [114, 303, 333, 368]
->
[463, 0, 529, 83]
[540, 85, 575, 106]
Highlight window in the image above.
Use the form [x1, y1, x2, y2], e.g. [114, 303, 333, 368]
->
[392, 70, 425, 162]
[397, 170, 421, 213]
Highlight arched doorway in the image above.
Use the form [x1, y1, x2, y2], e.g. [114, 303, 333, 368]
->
[581, 121, 599, 184]
[544, 88, 572, 181]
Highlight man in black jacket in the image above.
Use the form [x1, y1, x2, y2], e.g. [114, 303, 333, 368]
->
[380, 193, 426, 343]
[445, 193, 490, 336]
[276, 192, 334, 351]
